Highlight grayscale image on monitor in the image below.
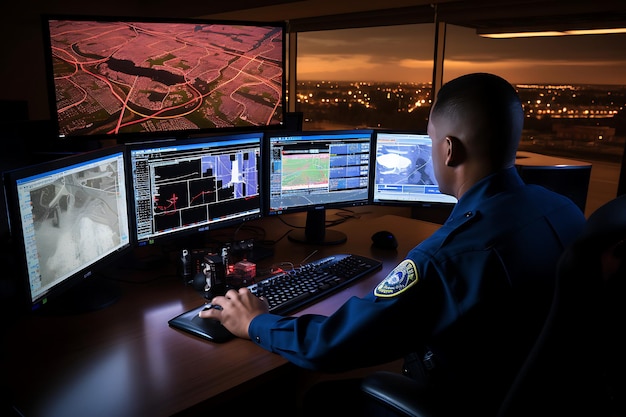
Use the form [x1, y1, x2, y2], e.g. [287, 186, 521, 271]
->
[3, 146, 132, 312]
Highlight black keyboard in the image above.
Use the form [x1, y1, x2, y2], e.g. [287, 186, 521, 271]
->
[247, 253, 382, 314]
[168, 253, 382, 342]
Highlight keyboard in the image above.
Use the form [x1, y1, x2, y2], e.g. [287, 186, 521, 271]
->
[247, 253, 382, 314]
[168, 253, 382, 342]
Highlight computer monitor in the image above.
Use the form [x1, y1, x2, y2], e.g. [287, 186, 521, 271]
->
[41, 15, 286, 145]
[128, 132, 263, 247]
[3, 146, 132, 313]
[371, 130, 458, 206]
[265, 129, 374, 245]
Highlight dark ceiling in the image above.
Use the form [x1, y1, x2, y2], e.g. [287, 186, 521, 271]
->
[19, 0, 626, 34]
[200, 0, 626, 33]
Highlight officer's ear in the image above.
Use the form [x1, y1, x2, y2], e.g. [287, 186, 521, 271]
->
[445, 136, 466, 167]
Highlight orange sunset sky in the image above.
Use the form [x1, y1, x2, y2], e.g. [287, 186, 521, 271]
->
[296, 24, 626, 86]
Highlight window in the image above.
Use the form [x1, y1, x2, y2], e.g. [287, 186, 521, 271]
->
[296, 24, 434, 131]
[296, 23, 626, 216]
[445, 24, 626, 215]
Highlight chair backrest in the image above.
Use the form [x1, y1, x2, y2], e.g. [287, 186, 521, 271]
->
[361, 195, 626, 417]
[516, 163, 591, 213]
[497, 194, 626, 417]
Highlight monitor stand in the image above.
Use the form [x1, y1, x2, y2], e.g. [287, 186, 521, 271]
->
[287, 209, 347, 245]
[38, 276, 121, 315]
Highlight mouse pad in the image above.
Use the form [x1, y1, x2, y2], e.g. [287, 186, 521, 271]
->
[169, 304, 235, 343]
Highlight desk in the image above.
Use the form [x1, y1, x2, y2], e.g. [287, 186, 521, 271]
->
[1, 209, 440, 417]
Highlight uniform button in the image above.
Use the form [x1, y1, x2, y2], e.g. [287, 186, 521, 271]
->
[255, 336, 261, 343]
[464, 211, 472, 217]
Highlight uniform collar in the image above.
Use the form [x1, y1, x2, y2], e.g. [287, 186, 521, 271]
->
[448, 167, 524, 221]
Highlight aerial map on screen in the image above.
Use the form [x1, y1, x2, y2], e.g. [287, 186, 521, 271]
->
[47, 19, 284, 137]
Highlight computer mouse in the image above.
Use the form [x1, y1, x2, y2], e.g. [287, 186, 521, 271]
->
[169, 303, 235, 343]
[190, 314, 234, 342]
[371, 230, 398, 250]
[202, 303, 223, 311]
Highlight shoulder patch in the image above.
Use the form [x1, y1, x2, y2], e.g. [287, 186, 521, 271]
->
[374, 259, 419, 298]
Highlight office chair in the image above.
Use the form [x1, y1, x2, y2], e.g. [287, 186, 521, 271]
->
[516, 163, 592, 213]
[360, 194, 626, 417]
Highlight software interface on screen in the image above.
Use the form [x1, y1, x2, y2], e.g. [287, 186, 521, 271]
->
[267, 130, 373, 215]
[129, 133, 262, 245]
[43, 17, 285, 138]
[13, 151, 131, 305]
[372, 132, 458, 205]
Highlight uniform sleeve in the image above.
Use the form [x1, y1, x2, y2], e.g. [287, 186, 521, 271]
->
[248, 294, 413, 371]
[247, 257, 445, 372]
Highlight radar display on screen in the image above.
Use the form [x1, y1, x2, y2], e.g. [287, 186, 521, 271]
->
[372, 131, 457, 205]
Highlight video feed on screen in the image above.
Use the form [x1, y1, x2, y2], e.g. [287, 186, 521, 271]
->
[372, 131, 457, 205]
[13, 151, 131, 302]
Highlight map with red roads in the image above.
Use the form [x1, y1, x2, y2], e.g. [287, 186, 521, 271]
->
[49, 20, 284, 136]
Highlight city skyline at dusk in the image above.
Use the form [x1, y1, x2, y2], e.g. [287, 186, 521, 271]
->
[297, 24, 626, 86]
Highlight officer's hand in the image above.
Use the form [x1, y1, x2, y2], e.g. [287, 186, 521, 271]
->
[198, 288, 269, 339]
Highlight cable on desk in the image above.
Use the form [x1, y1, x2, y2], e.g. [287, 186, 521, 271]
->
[326, 208, 363, 227]
[257, 227, 292, 246]
[300, 249, 319, 264]
[231, 222, 267, 242]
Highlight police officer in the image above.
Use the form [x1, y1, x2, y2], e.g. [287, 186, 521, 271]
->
[200, 73, 587, 415]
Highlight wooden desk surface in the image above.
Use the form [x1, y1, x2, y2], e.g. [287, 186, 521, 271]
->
[1, 208, 440, 417]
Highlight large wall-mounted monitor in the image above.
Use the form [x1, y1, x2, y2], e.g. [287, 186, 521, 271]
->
[128, 132, 263, 247]
[265, 129, 374, 245]
[41, 15, 286, 144]
[371, 130, 458, 206]
[3, 146, 132, 313]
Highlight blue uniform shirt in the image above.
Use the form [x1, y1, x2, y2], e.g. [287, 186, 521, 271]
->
[249, 167, 586, 408]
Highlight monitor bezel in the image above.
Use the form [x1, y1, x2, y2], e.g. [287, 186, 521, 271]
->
[3, 145, 134, 313]
[370, 129, 458, 207]
[126, 131, 265, 248]
[41, 14, 288, 145]
[263, 128, 375, 217]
